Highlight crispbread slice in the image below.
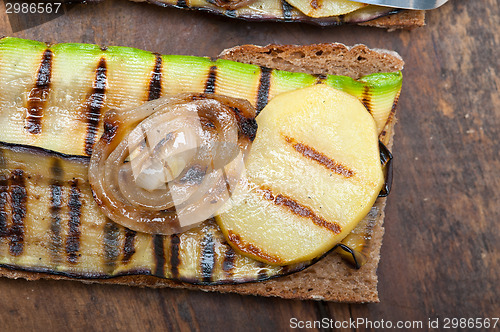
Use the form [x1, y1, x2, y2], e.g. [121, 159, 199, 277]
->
[361, 9, 425, 30]
[0, 43, 402, 302]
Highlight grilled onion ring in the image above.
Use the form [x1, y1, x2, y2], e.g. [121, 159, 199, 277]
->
[89, 93, 257, 235]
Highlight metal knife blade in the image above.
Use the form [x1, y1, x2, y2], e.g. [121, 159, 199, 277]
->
[350, 0, 449, 10]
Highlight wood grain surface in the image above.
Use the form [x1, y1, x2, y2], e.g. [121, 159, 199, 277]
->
[0, 0, 498, 331]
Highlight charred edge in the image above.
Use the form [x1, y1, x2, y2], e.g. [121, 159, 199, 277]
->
[84, 58, 107, 156]
[284, 136, 354, 178]
[378, 141, 393, 197]
[153, 234, 166, 278]
[49, 159, 63, 260]
[0, 141, 90, 164]
[315, 74, 327, 85]
[222, 245, 236, 274]
[148, 54, 163, 101]
[200, 233, 216, 283]
[0, 260, 310, 285]
[261, 187, 342, 234]
[176, 0, 188, 8]
[0, 148, 5, 168]
[8, 170, 26, 256]
[103, 219, 120, 271]
[232, 107, 258, 141]
[382, 92, 400, 135]
[101, 120, 119, 144]
[227, 231, 282, 264]
[0, 174, 7, 238]
[170, 233, 181, 279]
[361, 85, 372, 114]
[282, 0, 293, 20]
[66, 180, 82, 264]
[122, 228, 136, 264]
[335, 243, 362, 269]
[256, 67, 272, 114]
[204, 65, 217, 94]
[26, 49, 53, 135]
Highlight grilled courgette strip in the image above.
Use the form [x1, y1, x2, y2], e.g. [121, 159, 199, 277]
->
[0, 37, 402, 157]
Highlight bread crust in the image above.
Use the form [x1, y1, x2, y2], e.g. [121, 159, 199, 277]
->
[361, 10, 425, 30]
[219, 43, 404, 79]
[0, 43, 402, 302]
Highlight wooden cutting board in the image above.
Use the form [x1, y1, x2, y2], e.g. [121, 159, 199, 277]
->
[0, 0, 498, 330]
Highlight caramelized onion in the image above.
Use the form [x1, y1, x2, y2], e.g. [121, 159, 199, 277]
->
[89, 93, 257, 235]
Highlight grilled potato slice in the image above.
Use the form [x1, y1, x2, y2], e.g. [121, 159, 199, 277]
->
[216, 84, 384, 265]
[286, 0, 367, 17]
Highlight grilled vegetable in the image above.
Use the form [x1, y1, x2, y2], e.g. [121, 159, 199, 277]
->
[89, 93, 257, 235]
[216, 85, 384, 265]
[0, 37, 401, 282]
[286, 0, 367, 17]
[0, 37, 402, 157]
[144, 0, 401, 26]
[0, 142, 312, 283]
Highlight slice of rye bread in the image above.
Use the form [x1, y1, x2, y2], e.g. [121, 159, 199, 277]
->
[0, 44, 403, 303]
[361, 9, 425, 30]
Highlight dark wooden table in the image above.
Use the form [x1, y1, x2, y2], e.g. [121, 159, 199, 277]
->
[0, 1, 498, 331]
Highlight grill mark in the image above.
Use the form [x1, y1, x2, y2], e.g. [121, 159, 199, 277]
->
[232, 106, 258, 141]
[176, 0, 188, 8]
[49, 159, 63, 261]
[84, 58, 107, 156]
[122, 228, 136, 264]
[200, 233, 215, 283]
[103, 219, 120, 272]
[282, 0, 293, 20]
[0, 171, 8, 239]
[101, 119, 119, 144]
[361, 85, 372, 114]
[315, 74, 327, 84]
[260, 186, 342, 234]
[310, 0, 320, 9]
[222, 245, 236, 274]
[256, 66, 272, 114]
[284, 136, 354, 178]
[148, 54, 163, 101]
[66, 180, 82, 264]
[153, 234, 166, 277]
[204, 65, 217, 94]
[170, 233, 181, 279]
[26, 49, 53, 135]
[8, 170, 27, 256]
[227, 231, 283, 264]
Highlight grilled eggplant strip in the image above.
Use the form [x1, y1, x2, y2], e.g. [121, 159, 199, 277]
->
[144, 0, 402, 26]
[0, 37, 402, 157]
[0, 142, 314, 283]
